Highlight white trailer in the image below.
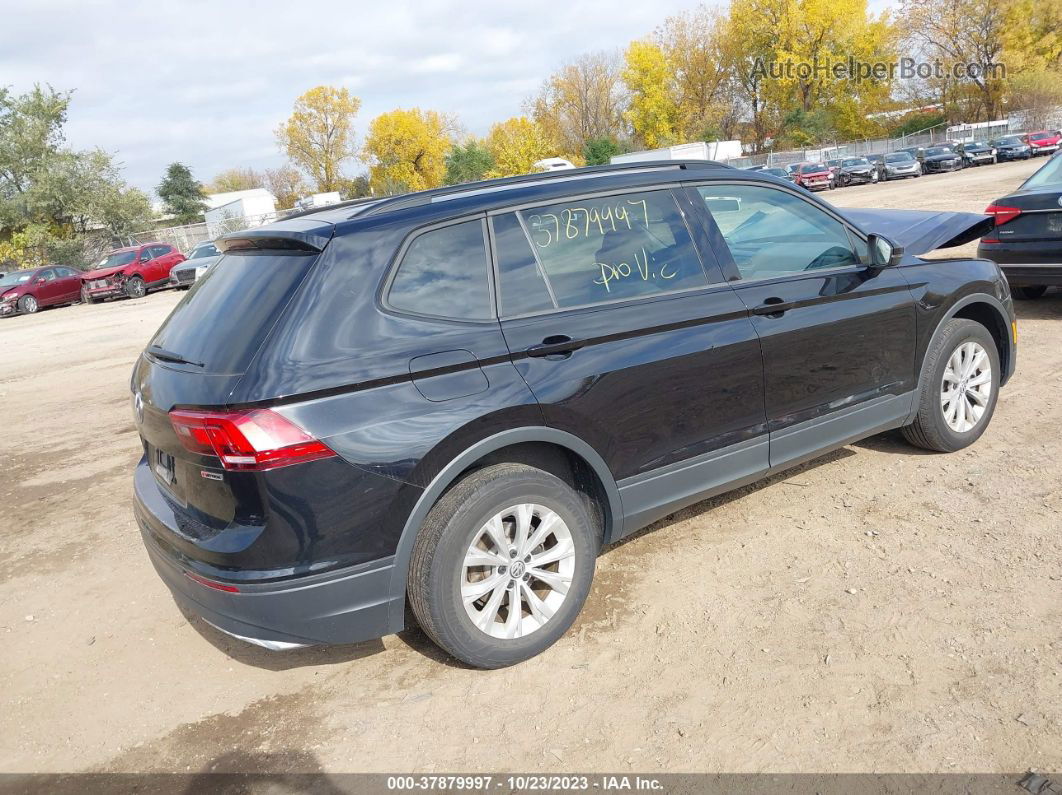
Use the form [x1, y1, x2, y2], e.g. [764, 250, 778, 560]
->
[610, 140, 743, 165]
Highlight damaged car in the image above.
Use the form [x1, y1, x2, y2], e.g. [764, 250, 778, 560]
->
[131, 161, 1015, 668]
[81, 243, 185, 303]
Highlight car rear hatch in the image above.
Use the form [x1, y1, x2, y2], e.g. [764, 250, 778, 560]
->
[132, 222, 333, 570]
[982, 189, 1062, 248]
[840, 208, 994, 254]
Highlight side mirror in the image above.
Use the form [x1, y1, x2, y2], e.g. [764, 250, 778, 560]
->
[868, 234, 903, 267]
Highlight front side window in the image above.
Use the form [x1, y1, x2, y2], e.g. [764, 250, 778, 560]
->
[509, 190, 708, 310]
[388, 219, 491, 320]
[697, 184, 862, 280]
[39, 269, 56, 281]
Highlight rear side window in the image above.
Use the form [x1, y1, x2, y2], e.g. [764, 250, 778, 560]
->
[148, 252, 316, 374]
[512, 190, 707, 310]
[492, 213, 555, 316]
[388, 219, 492, 320]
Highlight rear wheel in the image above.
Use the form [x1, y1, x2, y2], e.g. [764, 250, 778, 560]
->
[902, 319, 999, 453]
[124, 276, 146, 299]
[1013, 285, 1047, 300]
[18, 295, 38, 314]
[408, 463, 599, 668]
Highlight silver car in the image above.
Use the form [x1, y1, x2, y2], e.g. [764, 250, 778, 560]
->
[169, 241, 221, 289]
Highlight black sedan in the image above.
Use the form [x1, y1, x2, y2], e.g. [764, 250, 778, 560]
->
[990, 135, 1033, 162]
[978, 152, 1062, 298]
[957, 140, 996, 167]
[834, 157, 878, 186]
[921, 146, 964, 173]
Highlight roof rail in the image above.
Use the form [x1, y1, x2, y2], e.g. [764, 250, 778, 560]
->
[360, 159, 731, 217]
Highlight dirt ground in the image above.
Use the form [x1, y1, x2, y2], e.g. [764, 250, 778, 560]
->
[1, 157, 1059, 776]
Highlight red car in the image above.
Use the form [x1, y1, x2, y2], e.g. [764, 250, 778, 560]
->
[0, 266, 83, 316]
[81, 242, 185, 303]
[1025, 130, 1061, 156]
[793, 162, 834, 191]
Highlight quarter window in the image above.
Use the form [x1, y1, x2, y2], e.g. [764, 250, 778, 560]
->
[697, 185, 862, 279]
[510, 190, 707, 310]
[388, 219, 492, 320]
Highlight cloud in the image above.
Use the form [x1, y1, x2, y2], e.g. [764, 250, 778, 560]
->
[2, 0, 711, 193]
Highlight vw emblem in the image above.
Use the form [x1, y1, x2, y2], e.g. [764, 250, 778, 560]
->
[1058, 196, 1062, 208]
[133, 391, 145, 424]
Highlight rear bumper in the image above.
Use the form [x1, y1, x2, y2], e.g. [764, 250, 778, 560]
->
[978, 244, 1062, 286]
[83, 284, 125, 299]
[133, 465, 403, 649]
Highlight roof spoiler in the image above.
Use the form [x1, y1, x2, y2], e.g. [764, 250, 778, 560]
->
[217, 224, 334, 254]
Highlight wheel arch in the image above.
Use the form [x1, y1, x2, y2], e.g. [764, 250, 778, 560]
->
[910, 292, 1013, 426]
[385, 427, 622, 631]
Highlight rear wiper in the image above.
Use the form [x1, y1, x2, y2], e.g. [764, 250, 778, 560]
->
[147, 345, 204, 367]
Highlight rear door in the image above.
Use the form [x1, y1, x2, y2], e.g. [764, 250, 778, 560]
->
[492, 187, 767, 533]
[55, 267, 81, 301]
[688, 181, 917, 470]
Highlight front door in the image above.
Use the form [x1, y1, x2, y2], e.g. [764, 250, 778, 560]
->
[689, 181, 918, 470]
[491, 187, 768, 534]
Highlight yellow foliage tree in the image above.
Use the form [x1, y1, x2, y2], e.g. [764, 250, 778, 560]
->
[529, 52, 624, 161]
[363, 108, 452, 194]
[621, 40, 678, 149]
[484, 117, 554, 177]
[275, 86, 361, 192]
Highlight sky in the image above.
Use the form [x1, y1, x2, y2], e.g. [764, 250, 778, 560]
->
[2, 0, 722, 196]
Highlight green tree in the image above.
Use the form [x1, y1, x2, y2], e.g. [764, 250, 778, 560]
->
[582, 136, 620, 165]
[157, 163, 207, 224]
[275, 86, 361, 192]
[208, 167, 263, 193]
[444, 140, 495, 184]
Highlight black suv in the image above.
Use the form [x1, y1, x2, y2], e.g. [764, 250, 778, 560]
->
[133, 162, 1016, 668]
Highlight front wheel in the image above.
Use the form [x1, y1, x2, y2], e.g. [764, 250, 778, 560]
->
[408, 463, 599, 668]
[1013, 285, 1047, 300]
[124, 276, 146, 299]
[18, 295, 38, 314]
[902, 319, 1000, 453]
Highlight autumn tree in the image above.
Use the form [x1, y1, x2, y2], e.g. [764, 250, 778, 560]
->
[529, 52, 625, 160]
[444, 140, 494, 185]
[621, 40, 678, 149]
[263, 165, 308, 209]
[157, 162, 207, 224]
[362, 108, 452, 194]
[583, 137, 621, 165]
[901, 0, 1007, 119]
[208, 167, 263, 193]
[657, 6, 741, 140]
[275, 86, 361, 192]
[484, 117, 555, 178]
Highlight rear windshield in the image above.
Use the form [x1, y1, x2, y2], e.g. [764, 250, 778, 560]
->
[148, 251, 316, 374]
[98, 251, 137, 268]
[1022, 155, 1062, 189]
[1029, 132, 1051, 141]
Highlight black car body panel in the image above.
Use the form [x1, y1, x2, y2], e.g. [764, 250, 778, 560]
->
[921, 148, 964, 172]
[842, 209, 994, 253]
[991, 137, 1033, 161]
[977, 155, 1062, 285]
[131, 160, 1017, 648]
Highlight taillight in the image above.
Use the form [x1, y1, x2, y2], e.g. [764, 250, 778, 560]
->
[982, 204, 1022, 243]
[169, 408, 335, 471]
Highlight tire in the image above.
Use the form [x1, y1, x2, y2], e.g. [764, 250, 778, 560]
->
[1013, 285, 1047, 300]
[408, 463, 599, 668]
[18, 294, 38, 314]
[902, 319, 1000, 453]
[124, 276, 146, 299]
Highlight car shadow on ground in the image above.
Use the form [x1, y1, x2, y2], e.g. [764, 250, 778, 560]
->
[1013, 289, 1062, 321]
[853, 429, 939, 456]
[178, 603, 386, 671]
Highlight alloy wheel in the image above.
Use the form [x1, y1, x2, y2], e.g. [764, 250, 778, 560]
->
[21, 295, 38, 313]
[941, 341, 993, 433]
[461, 503, 575, 640]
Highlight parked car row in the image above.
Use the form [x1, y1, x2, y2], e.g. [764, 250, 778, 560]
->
[747, 130, 1062, 192]
[1, 238, 220, 318]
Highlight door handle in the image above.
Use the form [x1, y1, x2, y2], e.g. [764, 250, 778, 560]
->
[751, 297, 788, 318]
[527, 335, 584, 358]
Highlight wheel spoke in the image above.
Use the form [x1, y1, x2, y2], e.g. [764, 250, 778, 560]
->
[521, 582, 555, 626]
[966, 388, 988, 407]
[483, 515, 509, 556]
[464, 546, 507, 568]
[529, 538, 575, 568]
[968, 348, 987, 376]
[528, 566, 572, 594]
[523, 509, 561, 553]
[966, 371, 991, 388]
[462, 572, 506, 603]
[503, 587, 523, 639]
[512, 504, 533, 555]
[474, 581, 508, 630]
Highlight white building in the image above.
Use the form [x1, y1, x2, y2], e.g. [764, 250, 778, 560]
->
[610, 141, 744, 165]
[203, 188, 278, 238]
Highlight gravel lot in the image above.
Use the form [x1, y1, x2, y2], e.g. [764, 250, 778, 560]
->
[1, 157, 1059, 775]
